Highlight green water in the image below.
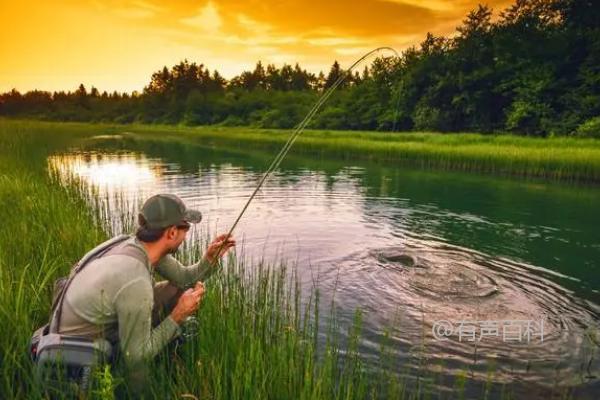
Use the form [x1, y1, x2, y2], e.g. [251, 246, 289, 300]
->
[50, 135, 600, 397]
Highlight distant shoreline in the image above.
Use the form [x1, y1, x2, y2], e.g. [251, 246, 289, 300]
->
[3, 118, 600, 183]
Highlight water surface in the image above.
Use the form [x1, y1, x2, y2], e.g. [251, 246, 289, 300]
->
[49, 135, 600, 398]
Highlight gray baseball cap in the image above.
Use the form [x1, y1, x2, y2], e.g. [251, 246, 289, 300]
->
[139, 194, 202, 229]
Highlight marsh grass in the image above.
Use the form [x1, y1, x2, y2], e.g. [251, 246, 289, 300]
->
[0, 120, 109, 398]
[6, 118, 600, 183]
[114, 123, 600, 183]
[0, 119, 401, 399]
[0, 119, 592, 399]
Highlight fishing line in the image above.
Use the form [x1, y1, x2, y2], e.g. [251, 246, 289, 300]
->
[208, 46, 400, 267]
[180, 47, 402, 338]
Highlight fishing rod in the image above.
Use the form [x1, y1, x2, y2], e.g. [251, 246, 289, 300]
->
[177, 47, 402, 337]
[205, 46, 400, 269]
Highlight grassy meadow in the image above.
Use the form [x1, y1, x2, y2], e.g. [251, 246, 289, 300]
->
[0, 118, 596, 399]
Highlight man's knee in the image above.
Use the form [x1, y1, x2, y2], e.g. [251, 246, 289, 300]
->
[152, 281, 183, 324]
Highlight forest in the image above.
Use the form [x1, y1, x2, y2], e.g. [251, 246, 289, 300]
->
[1, 0, 598, 137]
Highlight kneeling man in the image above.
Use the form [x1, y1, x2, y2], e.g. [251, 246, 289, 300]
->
[54, 194, 235, 388]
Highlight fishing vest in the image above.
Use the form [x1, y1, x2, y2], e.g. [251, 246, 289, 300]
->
[30, 234, 147, 394]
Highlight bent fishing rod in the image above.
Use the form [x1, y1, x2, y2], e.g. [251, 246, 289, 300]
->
[206, 46, 400, 270]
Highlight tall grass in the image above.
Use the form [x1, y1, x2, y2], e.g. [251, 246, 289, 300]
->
[5, 118, 600, 183]
[114, 123, 600, 183]
[0, 119, 587, 399]
[0, 119, 445, 399]
[0, 120, 109, 398]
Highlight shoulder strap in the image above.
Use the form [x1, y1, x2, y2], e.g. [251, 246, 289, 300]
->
[49, 234, 132, 334]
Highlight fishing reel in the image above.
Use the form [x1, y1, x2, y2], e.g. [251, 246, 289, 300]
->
[181, 316, 200, 340]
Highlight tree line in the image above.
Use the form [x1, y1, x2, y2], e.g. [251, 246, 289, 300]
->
[1, 0, 598, 137]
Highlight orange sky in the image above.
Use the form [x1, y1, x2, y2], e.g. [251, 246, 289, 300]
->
[0, 0, 513, 93]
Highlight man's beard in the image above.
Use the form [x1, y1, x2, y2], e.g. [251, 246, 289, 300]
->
[167, 243, 181, 255]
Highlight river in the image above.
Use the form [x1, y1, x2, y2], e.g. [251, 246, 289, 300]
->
[48, 134, 600, 398]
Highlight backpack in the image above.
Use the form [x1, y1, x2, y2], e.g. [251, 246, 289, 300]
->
[29, 234, 134, 393]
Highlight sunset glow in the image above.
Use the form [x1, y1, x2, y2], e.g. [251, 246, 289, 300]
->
[0, 0, 512, 93]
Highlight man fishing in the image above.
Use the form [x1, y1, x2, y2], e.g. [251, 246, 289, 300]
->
[35, 193, 235, 394]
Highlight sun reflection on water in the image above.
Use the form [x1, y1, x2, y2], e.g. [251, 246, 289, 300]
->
[49, 152, 160, 190]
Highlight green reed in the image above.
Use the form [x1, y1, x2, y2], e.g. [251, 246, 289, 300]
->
[0, 119, 395, 399]
[86, 121, 600, 183]
[6, 118, 600, 183]
[0, 118, 589, 399]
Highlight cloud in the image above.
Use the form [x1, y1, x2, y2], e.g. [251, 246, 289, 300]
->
[180, 2, 222, 33]
[146, 0, 515, 64]
[114, 7, 155, 19]
[307, 37, 367, 47]
[91, 0, 164, 19]
[334, 46, 377, 56]
[1, 0, 519, 92]
[236, 13, 272, 35]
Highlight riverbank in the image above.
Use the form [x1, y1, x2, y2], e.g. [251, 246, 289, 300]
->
[0, 121, 431, 399]
[0, 120, 109, 398]
[0, 119, 594, 399]
[13, 119, 599, 183]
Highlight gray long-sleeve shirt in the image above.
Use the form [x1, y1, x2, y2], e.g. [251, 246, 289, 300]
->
[58, 236, 214, 367]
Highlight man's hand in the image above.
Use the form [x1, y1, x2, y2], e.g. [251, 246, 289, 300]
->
[203, 233, 236, 265]
[170, 282, 205, 325]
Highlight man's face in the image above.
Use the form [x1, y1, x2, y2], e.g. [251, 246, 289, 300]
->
[165, 223, 190, 254]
